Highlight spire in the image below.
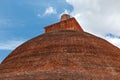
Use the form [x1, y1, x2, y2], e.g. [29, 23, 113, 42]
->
[44, 14, 84, 33]
[61, 14, 71, 21]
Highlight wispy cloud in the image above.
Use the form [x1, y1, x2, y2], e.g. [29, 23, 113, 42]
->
[0, 40, 25, 50]
[37, 6, 57, 17]
[44, 6, 57, 15]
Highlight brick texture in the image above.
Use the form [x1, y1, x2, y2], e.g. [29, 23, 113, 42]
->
[0, 30, 120, 80]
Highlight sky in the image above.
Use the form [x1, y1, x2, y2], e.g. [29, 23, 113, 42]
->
[0, 0, 120, 63]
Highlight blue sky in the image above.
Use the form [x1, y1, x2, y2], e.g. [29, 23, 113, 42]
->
[0, 0, 120, 63]
[0, 0, 73, 63]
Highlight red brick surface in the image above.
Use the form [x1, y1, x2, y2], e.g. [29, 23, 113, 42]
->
[0, 30, 120, 80]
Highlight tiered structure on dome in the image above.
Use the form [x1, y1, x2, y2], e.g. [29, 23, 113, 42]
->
[44, 14, 83, 33]
[0, 14, 120, 80]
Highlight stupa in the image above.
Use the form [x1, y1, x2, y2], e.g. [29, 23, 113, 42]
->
[0, 14, 120, 80]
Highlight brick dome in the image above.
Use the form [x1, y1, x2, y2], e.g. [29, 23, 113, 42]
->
[0, 15, 120, 80]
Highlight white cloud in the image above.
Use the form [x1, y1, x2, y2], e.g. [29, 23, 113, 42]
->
[0, 40, 25, 50]
[44, 6, 57, 15]
[66, 0, 120, 48]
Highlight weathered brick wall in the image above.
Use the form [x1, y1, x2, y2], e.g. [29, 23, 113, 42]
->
[0, 31, 120, 78]
[44, 18, 84, 33]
